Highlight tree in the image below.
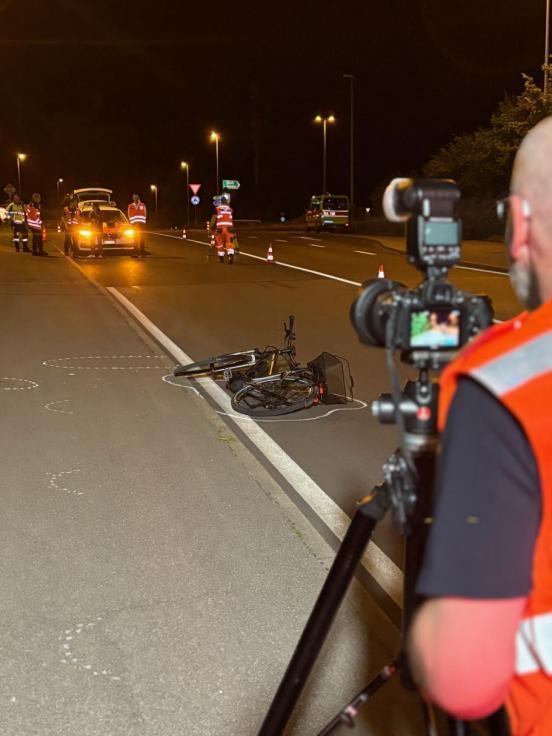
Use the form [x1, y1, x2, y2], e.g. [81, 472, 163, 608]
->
[424, 74, 552, 197]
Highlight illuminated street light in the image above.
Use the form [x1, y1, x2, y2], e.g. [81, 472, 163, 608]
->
[210, 131, 221, 194]
[313, 115, 336, 193]
[57, 177, 64, 202]
[150, 184, 158, 217]
[16, 153, 27, 195]
[180, 161, 190, 226]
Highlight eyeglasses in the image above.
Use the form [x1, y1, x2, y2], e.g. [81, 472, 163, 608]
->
[496, 195, 531, 223]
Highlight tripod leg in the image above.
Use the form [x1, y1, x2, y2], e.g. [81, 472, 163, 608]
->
[256, 500, 386, 736]
[316, 660, 399, 736]
[420, 700, 439, 736]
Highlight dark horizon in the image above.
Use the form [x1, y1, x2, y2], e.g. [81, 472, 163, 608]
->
[0, 0, 546, 220]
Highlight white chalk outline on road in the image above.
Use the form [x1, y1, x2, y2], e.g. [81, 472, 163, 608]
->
[106, 286, 403, 608]
[161, 374, 203, 397]
[215, 398, 368, 423]
[354, 250, 377, 256]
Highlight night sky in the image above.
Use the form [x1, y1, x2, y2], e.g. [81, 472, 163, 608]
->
[0, 0, 546, 220]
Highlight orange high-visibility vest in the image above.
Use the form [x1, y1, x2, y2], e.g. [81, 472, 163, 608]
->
[26, 203, 42, 231]
[63, 206, 81, 226]
[128, 201, 147, 225]
[216, 205, 233, 228]
[439, 299, 552, 736]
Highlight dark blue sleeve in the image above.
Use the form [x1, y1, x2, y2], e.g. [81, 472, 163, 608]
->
[416, 377, 541, 599]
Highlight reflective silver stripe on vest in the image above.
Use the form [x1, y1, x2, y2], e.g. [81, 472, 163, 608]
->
[470, 330, 552, 397]
[516, 612, 552, 675]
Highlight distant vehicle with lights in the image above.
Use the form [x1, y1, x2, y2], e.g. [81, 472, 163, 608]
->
[305, 194, 350, 232]
[73, 202, 137, 258]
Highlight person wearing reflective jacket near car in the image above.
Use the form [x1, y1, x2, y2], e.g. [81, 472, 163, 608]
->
[408, 116, 552, 735]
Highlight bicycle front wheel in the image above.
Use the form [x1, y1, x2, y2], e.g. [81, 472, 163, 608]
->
[174, 352, 257, 378]
[231, 376, 317, 417]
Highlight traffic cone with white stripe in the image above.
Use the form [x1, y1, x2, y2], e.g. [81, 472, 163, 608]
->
[266, 244, 275, 264]
[182, 228, 187, 239]
[377, 263, 385, 278]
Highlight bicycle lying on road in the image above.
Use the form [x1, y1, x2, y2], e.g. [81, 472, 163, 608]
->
[173, 316, 354, 417]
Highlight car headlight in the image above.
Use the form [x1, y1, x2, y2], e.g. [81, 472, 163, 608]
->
[79, 229, 92, 238]
[124, 228, 135, 238]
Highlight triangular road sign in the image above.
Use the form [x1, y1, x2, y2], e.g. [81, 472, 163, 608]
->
[189, 183, 202, 195]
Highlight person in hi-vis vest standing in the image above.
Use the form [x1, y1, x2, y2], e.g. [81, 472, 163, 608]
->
[409, 117, 552, 735]
[128, 193, 147, 257]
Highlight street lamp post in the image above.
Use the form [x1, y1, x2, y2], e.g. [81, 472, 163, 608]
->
[150, 184, 158, 218]
[314, 115, 335, 193]
[57, 178, 64, 202]
[16, 153, 27, 196]
[180, 161, 190, 226]
[210, 131, 220, 194]
[546, 0, 551, 94]
[343, 74, 355, 212]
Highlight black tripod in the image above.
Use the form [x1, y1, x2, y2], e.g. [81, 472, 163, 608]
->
[256, 368, 510, 736]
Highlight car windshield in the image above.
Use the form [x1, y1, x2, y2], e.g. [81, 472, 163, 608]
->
[323, 197, 349, 210]
[81, 209, 127, 225]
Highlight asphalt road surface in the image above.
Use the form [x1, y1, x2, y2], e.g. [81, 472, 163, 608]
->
[0, 226, 516, 735]
[66, 226, 517, 622]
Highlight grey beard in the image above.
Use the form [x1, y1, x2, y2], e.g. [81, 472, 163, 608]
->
[509, 261, 542, 310]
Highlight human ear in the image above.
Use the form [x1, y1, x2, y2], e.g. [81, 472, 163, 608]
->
[508, 195, 530, 260]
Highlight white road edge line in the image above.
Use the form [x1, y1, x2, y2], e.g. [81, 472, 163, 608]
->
[457, 264, 508, 276]
[147, 232, 510, 280]
[151, 233, 509, 319]
[106, 285, 403, 607]
[152, 232, 364, 287]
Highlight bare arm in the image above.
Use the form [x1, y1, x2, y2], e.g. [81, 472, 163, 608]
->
[408, 597, 526, 720]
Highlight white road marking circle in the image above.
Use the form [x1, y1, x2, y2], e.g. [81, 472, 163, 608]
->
[44, 399, 74, 415]
[1, 377, 39, 391]
[47, 469, 84, 496]
[58, 617, 120, 681]
[43, 355, 171, 371]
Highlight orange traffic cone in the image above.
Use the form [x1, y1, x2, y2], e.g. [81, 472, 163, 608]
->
[377, 264, 385, 278]
[266, 244, 275, 263]
[182, 228, 187, 239]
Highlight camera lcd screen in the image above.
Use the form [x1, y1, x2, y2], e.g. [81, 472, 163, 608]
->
[410, 308, 461, 350]
[423, 220, 460, 246]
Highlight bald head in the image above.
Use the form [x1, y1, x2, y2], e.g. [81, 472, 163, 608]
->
[512, 117, 552, 224]
[509, 116, 552, 305]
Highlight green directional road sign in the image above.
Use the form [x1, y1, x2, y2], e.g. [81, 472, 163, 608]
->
[222, 179, 240, 190]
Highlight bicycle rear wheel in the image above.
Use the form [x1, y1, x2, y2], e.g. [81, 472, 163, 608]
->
[231, 376, 317, 417]
[174, 352, 257, 378]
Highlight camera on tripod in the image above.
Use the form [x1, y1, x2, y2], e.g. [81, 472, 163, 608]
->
[351, 178, 493, 369]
